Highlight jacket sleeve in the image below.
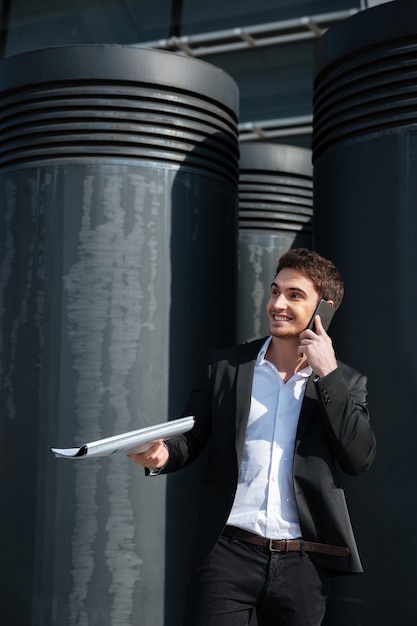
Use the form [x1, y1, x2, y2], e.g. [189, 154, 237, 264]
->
[153, 354, 214, 475]
[314, 365, 376, 475]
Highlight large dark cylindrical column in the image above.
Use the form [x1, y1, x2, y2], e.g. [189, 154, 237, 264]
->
[313, 2, 417, 624]
[237, 142, 312, 343]
[0, 45, 239, 626]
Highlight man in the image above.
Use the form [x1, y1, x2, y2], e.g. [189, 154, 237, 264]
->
[129, 248, 376, 626]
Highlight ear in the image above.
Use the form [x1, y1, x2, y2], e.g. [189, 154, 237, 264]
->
[326, 300, 335, 307]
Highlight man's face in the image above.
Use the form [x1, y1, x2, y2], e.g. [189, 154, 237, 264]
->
[266, 268, 320, 339]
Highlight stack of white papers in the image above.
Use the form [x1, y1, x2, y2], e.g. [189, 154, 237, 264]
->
[51, 415, 195, 459]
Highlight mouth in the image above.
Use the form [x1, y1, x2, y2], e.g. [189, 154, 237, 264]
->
[272, 314, 293, 323]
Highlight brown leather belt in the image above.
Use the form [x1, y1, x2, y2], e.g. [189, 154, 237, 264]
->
[222, 526, 349, 557]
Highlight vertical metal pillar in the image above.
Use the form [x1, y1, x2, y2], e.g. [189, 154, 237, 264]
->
[237, 142, 313, 343]
[0, 44, 239, 626]
[313, 2, 417, 623]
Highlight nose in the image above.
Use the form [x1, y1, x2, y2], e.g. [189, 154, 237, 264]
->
[272, 293, 287, 310]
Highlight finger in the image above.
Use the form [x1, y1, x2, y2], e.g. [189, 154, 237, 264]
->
[314, 314, 324, 333]
[297, 344, 307, 357]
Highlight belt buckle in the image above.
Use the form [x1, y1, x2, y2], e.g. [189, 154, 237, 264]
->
[268, 538, 288, 552]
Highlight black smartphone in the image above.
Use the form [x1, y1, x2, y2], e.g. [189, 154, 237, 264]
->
[307, 299, 335, 332]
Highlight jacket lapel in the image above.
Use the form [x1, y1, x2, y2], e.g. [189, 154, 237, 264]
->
[234, 338, 266, 458]
[295, 373, 316, 445]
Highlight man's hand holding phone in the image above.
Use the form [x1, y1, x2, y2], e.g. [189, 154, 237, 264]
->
[299, 300, 338, 378]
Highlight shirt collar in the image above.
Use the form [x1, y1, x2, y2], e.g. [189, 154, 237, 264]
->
[256, 336, 312, 377]
[256, 336, 272, 365]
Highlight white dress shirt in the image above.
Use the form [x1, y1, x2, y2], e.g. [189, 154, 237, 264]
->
[227, 336, 312, 539]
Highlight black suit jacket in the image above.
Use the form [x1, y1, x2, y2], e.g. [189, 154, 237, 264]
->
[161, 337, 376, 575]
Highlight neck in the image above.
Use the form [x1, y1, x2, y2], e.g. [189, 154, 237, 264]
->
[265, 337, 308, 383]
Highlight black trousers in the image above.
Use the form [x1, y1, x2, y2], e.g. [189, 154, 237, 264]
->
[183, 534, 331, 626]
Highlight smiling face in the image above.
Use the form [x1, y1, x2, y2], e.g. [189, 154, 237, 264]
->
[267, 267, 321, 339]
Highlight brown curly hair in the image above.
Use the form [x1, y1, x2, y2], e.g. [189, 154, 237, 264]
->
[275, 248, 344, 309]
